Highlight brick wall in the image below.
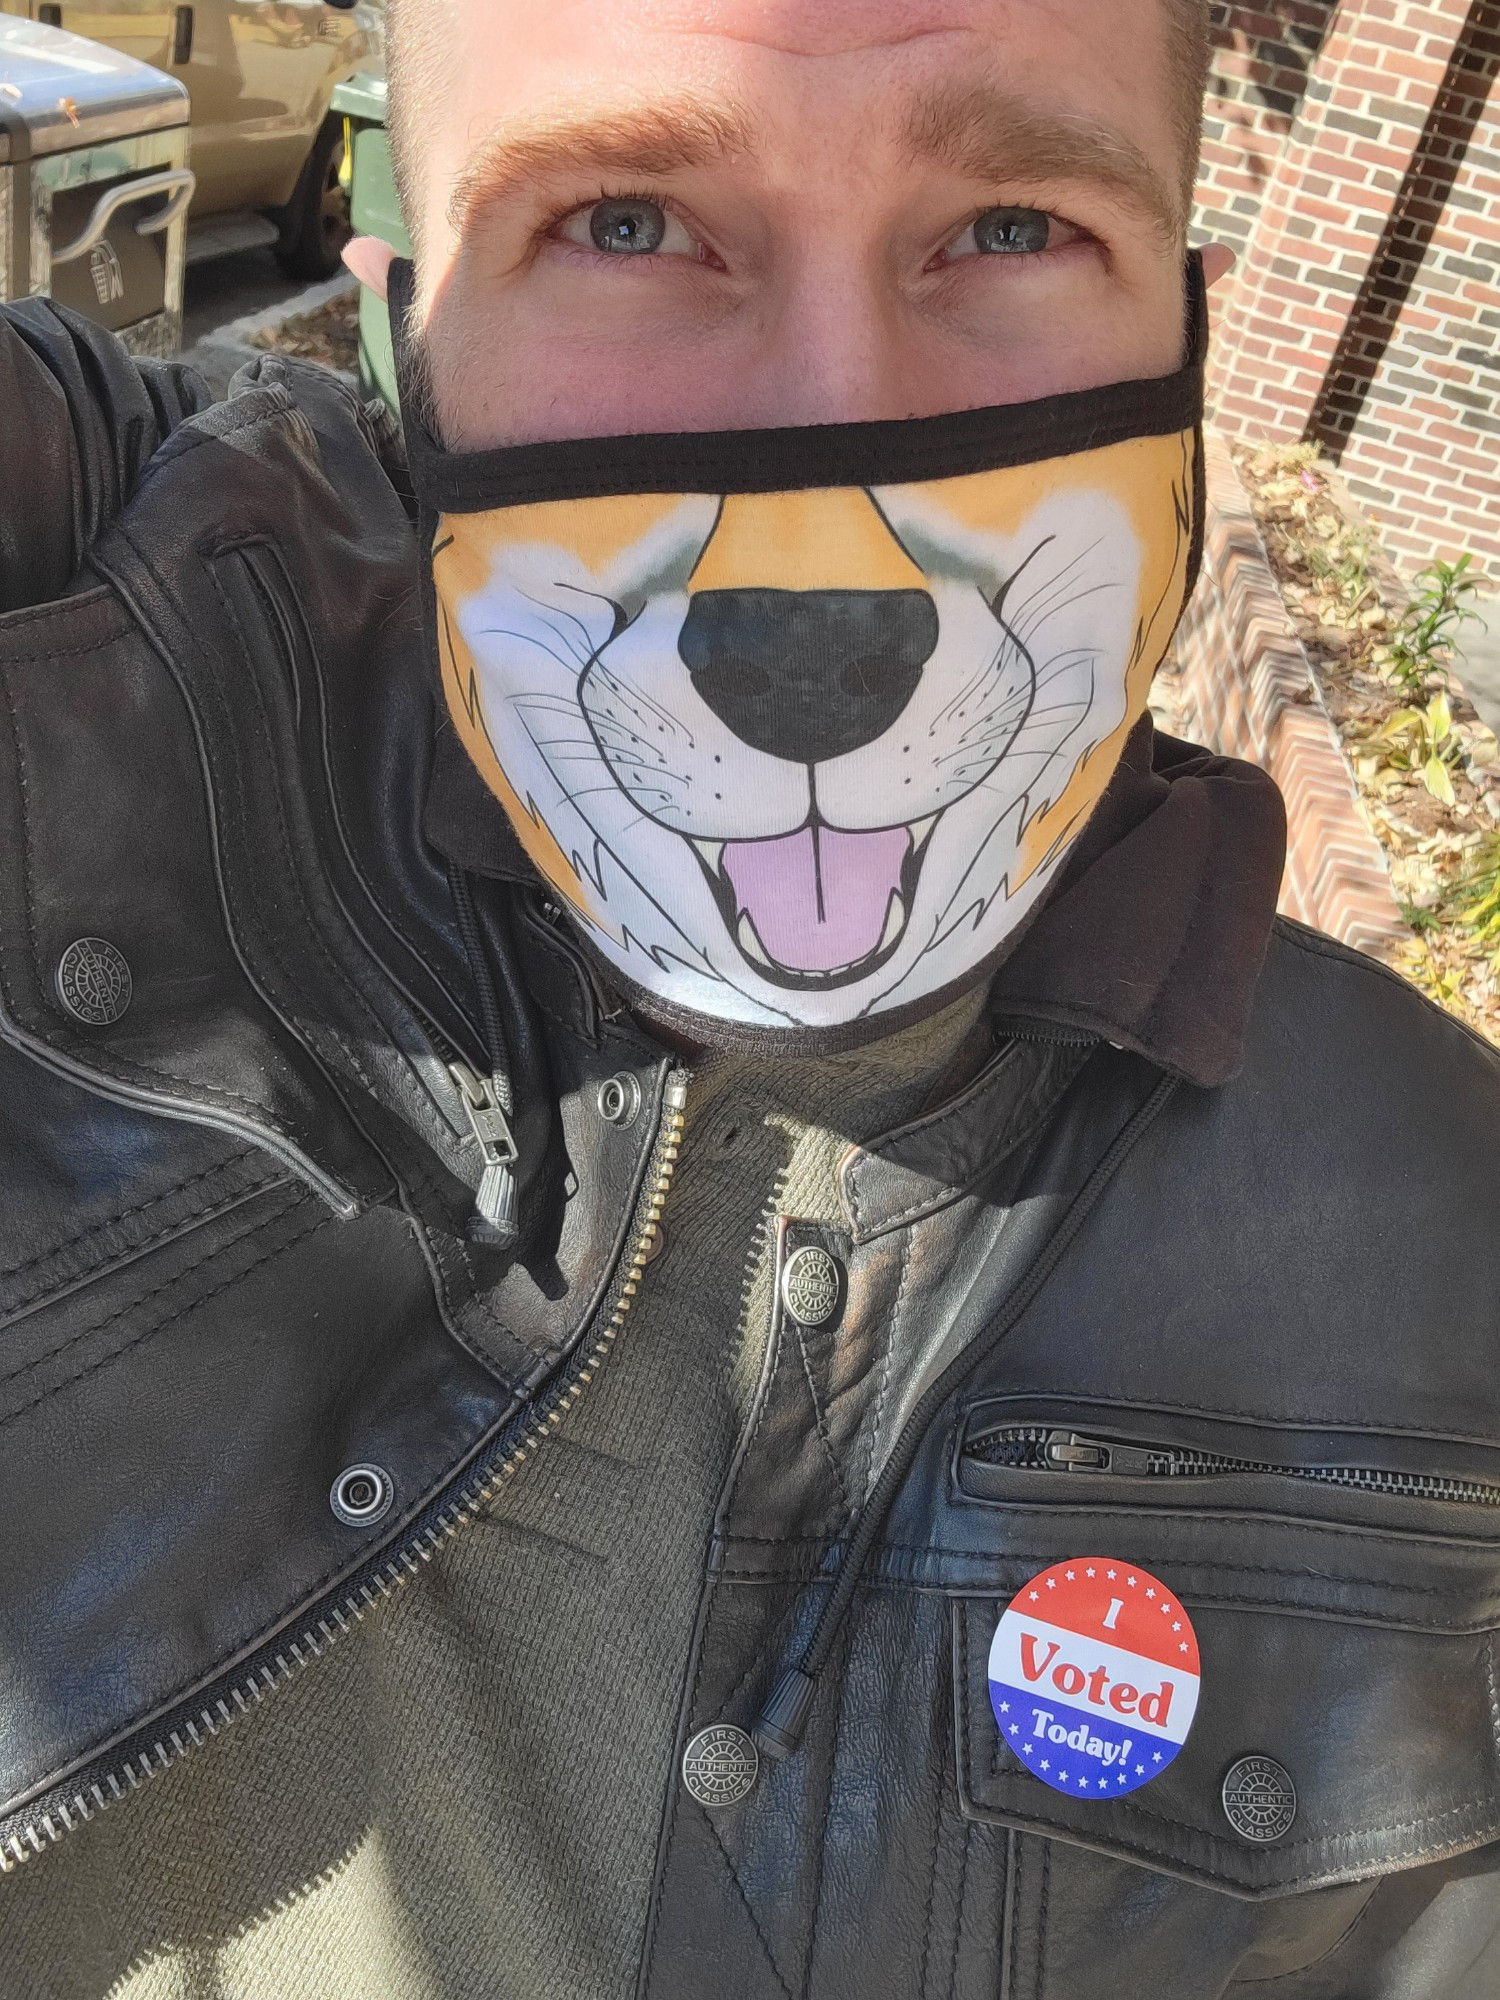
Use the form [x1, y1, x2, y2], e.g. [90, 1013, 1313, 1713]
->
[1310, 6, 1500, 569]
[1199, 0, 1500, 581]
[1193, 2, 1338, 258]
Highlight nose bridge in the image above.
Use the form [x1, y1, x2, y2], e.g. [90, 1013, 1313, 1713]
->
[689, 488, 927, 596]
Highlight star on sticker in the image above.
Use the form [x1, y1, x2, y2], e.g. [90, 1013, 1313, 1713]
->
[1009, 1723, 1019, 1734]
[1160, 1604, 1171, 1615]
[1106, 1568, 1117, 1579]
[1086, 1567, 1096, 1577]
[1117, 1772, 1128, 1784]
[1040, 1759, 1051, 1771]
[1179, 1642, 1189, 1653]
[1046, 1578, 1057, 1589]
[1127, 1575, 1137, 1587]
[1135, 1763, 1145, 1774]
[1153, 1752, 1163, 1763]
[1097, 1777, 1109, 1789]
[999, 1702, 1010, 1713]
[1065, 1570, 1075, 1581]
[1024, 1742, 1035, 1753]
[1077, 1774, 1090, 1787]
[1028, 1590, 1039, 1601]
[1059, 1770, 1069, 1782]
[1145, 1587, 1156, 1598]
[1172, 1621, 1181, 1632]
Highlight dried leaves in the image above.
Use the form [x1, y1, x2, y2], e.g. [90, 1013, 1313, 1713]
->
[1233, 440, 1500, 1045]
[249, 291, 360, 375]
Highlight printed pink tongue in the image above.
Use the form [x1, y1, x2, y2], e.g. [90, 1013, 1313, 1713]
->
[722, 825, 912, 974]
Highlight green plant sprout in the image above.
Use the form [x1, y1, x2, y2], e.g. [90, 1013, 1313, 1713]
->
[1304, 527, 1379, 618]
[1450, 834, 1500, 966]
[1380, 555, 1484, 697]
[1368, 690, 1464, 806]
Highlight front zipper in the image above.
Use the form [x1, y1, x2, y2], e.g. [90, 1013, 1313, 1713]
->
[993, 1019, 1101, 1050]
[965, 1425, 1500, 1508]
[0, 1070, 689, 1872]
[448, 1057, 519, 1239]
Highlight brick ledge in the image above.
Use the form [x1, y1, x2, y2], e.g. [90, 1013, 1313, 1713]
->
[1168, 430, 1408, 958]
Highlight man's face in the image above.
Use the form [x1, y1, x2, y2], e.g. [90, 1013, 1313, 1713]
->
[398, 0, 1199, 448]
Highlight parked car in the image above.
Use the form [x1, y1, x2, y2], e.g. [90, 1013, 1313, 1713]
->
[0, 0, 383, 277]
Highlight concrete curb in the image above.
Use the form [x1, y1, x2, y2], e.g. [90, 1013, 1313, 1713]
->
[182, 271, 358, 399]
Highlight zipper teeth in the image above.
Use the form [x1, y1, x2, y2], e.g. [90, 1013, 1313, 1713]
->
[994, 1022, 1101, 1050]
[0, 1087, 688, 1875]
[967, 1426, 1500, 1507]
[1160, 1451, 1500, 1506]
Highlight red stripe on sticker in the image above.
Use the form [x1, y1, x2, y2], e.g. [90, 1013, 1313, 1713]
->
[1005, 1559, 1200, 1674]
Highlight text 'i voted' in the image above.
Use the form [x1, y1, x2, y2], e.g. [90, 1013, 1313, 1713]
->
[988, 1559, 1200, 1799]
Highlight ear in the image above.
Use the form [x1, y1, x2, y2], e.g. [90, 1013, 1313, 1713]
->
[1198, 242, 1237, 290]
[342, 235, 398, 301]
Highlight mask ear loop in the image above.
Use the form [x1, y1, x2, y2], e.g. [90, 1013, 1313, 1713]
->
[1184, 246, 1209, 369]
[1179, 248, 1210, 612]
[387, 257, 448, 473]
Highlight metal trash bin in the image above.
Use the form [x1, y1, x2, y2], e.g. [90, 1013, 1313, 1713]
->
[331, 70, 406, 414]
[0, 17, 193, 356]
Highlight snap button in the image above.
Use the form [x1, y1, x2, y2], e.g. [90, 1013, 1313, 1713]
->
[597, 1073, 642, 1127]
[1222, 1755, 1297, 1843]
[56, 937, 132, 1027]
[329, 1463, 394, 1529]
[780, 1244, 844, 1328]
[682, 1724, 758, 1807]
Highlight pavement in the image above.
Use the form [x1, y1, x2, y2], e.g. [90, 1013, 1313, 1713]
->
[180, 246, 355, 399]
[1457, 605, 1500, 742]
[182, 245, 300, 352]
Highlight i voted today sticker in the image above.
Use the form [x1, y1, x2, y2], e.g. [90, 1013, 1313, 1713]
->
[988, 1558, 1200, 1799]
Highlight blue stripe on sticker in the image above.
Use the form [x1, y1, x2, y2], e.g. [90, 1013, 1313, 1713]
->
[988, 1557, 1200, 1799]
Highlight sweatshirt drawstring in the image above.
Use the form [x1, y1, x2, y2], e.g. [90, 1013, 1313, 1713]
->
[752, 1071, 1179, 1762]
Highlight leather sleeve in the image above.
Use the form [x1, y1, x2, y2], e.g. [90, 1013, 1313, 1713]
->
[0, 297, 211, 615]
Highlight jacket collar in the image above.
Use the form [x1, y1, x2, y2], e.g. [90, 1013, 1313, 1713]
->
[0, 353, 671, 1391]
[988, 719, 1287, 1086]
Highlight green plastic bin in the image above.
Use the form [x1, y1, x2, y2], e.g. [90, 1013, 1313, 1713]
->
[331, 72, 407, 415]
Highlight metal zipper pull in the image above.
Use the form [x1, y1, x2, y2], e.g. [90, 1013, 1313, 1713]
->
[449, 1060, 519, 1246]
[1043, 1430, 1156, 1476]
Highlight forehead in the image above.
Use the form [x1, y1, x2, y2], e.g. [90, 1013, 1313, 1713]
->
[403, 0, 1179, 186]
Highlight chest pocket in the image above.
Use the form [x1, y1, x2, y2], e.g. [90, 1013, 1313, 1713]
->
[950, 1396, 1500, 1899]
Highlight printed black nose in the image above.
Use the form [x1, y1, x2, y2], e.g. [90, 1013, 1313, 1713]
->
[677, 588, 938, 765]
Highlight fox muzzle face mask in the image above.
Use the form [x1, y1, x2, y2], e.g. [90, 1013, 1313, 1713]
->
[396, 260, 1207, 1048]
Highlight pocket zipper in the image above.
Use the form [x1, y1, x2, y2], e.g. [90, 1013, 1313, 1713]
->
[966, 1426, 1500, 1508]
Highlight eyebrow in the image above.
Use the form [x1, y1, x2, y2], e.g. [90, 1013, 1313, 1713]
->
[903, 82, 1182, 241]
[448, 99, 756, 234]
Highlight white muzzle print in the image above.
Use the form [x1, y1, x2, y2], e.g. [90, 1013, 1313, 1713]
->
[434, 432, 1195, 1033]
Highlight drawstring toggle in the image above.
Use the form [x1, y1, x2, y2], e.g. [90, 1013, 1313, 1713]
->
[752, 1666, 817, 1762]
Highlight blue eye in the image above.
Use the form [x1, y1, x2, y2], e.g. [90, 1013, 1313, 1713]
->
[972, 208, 1051, 255]
[589, 199, 667, 254]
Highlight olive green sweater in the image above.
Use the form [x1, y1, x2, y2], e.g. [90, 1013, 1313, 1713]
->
[0, 994, 989, 2000]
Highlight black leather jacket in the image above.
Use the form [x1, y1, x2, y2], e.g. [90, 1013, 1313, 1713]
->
[3, 301, 1500, 1999]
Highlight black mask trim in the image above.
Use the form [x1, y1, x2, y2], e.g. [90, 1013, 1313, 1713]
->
[391, 255, 1207, 511]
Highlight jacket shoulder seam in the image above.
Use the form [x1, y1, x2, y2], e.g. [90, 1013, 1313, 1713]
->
[1271, 917, 1500, 1064]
